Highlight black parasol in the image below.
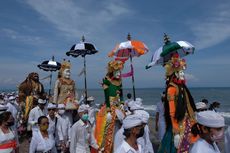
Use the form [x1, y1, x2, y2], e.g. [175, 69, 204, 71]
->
[66, 36, 98, 103]
[37, 56, 61, 95]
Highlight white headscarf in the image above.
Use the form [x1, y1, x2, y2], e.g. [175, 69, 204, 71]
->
[195, 102, 207, 110]
[47, 103, 56, 109]
[78, 104, 89, 113]
[123, 114, 143, 129]
[134, 110, 150, 124]
[196, 110, 225, 128]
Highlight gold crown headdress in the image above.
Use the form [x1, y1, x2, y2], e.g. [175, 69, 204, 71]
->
[59, 59, 71, 74]
[164, 53, 186, 77]
[107, 60, 124, 73]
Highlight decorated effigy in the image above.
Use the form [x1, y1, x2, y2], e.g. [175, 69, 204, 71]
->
[18, 72, 46, 120]
[147, 34, 198, 153]
[94, 60, 125, 153]
[53, 59, 78, 109]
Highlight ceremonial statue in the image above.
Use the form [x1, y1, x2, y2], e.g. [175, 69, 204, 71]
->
[53, 59, 78, 109]
[94, 60, 125, 153]
[158, 53, 198, 153]
[18, 72, 46, 119]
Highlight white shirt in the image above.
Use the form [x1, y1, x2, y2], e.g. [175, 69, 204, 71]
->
[29, 130, 56, 153]
[137, 125, 154, 153]
[156, 102, 166, 140]
[114, 126, 125, 152]
[69, 119, 91, 153]
[156, 102, 165, 123]
[47, 115, 57, 136]
[0, 128, 16, 153]
[6, 101, 19, 120]
[28, 106, 46, 132]
[115, 140, 142, 153]
[56, 114, 71, 142]
[189, 138, 220, 153]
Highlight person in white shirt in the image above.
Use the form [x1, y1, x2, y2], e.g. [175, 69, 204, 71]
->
[113, 108, 126, 152]
[28, 99, 47, 134]
[6, 96, 20, 121]
[6, 96, 20, 143]
[0, 107, 19, 153]
[115, 114, 144, 153]
[29, 116, 56, 153]
[70, 104, 93, 153]
[189, 111, 225, 153]
[56, 104, 71, 153]
[155, 92, 166, 141]
[135, 109, 154, 153]
[46, 103, 57, 136]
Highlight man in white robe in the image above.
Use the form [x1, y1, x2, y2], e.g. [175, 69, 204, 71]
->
[70, 104, 92, 153]
[28, 99, 47, 134]
[115, 114, 144, 153]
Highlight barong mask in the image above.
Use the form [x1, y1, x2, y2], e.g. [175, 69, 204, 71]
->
[29, 72, 39, 82]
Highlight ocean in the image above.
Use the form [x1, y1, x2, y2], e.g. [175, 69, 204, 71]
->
[80, 87, 230, 125]
[1, 87, 230, 125]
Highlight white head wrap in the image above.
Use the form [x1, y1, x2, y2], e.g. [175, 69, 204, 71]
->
[196, 110, 225, 128]
[196, 102, 208, 110]
[0, 104, 8, 114]
[122, 114, 143, 129]
[8, 96, 15, 101]
[129, 98, 144, 111]
[78, 104, 89, 113]
[38, 99, 46, 104]
[115, 109, 125, 122]
[134, 110, 150, 123]
[47, 103, 57, 109]
[58, 104, 65, 109]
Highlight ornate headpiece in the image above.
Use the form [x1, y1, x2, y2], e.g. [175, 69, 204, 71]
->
[164, 53, 186, 77]
[107, 60, 124, 73]
[59, 59, 71, 74]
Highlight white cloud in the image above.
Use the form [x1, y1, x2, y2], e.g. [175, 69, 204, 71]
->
[188, 4, 230, 50]
[25, 0, 132, 38]
[1, 28, 43, 44]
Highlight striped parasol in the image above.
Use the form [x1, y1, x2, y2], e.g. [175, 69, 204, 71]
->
[146, 34, 195, 69]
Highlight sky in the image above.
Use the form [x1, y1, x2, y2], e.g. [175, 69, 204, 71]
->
[0, 0, 230, 90]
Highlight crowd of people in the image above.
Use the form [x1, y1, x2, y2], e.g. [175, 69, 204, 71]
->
[0, 91, 229, 153]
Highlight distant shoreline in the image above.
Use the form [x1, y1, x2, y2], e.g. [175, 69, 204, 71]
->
[1, 87, 230, 92]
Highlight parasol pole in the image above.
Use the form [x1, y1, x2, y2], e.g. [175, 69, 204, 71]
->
[49, 72, 53, 96]
[82, 36, 88, 103]
[83, 56, 88, 104]
[127, 33, 136, 100]
[129, 56, 136, 100]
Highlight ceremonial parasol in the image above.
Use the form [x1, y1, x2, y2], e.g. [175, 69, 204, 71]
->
[146, 33, 195, 69]
[37, 56, 61, 95]
[66, 36, 98, 103]
[108, 33, 149, 100]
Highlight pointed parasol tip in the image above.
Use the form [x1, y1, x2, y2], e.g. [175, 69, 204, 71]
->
[164, 33, 170, 44]
[127, 33, 131, 40]
[82, 35, 85, 42]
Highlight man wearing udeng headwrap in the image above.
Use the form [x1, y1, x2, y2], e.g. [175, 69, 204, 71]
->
[115, 114, 144, 153]
[190, 110, 225, 153]
[70, 104, 97, 153]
